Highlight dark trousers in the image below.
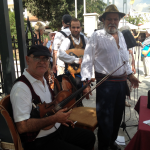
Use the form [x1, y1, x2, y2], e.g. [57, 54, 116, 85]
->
[96, 81, 126, 149]
[23, 125, 95, 150]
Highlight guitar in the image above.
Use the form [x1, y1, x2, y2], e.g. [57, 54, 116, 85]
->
[66, 49, 84, 74]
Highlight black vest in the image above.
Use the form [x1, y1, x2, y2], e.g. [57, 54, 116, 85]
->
[14, 75, 54, 143]
[68, 34, 86, 49]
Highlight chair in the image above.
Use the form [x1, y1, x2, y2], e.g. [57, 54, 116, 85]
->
[0, 95, 23, 150]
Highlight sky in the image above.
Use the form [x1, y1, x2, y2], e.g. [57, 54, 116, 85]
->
[103, 0, 150, 13]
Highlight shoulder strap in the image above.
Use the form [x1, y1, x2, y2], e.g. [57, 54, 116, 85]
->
[68, 35, 74, 49]
[45, 78, 55, 101]
[14, 75, 41, 105]
[59, 31, 68, 37]
[80, 34, 86, 49]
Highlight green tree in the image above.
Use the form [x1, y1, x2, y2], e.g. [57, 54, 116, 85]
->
[23, 0, 75, 30]
[86, 0, 107, 14]
[9, 10, 17, 40]
[125, 15, 145, 26]
[23, 0, 106, 30]
[9, 9, 27, 40]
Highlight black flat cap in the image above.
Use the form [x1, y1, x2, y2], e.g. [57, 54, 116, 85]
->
[27, 45, 51, 57]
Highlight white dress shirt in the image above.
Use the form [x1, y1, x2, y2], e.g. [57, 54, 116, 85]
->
[53, 27, 71, 67]
[10, 69, 60, 138]
[81, 29, 132, 81]
[59, 35, 88, 64]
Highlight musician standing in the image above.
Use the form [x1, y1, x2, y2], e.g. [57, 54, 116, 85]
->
[81, 5, 140, 150]
[52, 14, 72, 80]
[59, 18, 88, 89]
[10, 45, 95, 150]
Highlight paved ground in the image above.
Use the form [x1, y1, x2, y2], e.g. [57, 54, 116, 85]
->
[82, 46, 150, 150]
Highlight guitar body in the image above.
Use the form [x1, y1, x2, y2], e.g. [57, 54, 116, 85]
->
[66, 49, 84, 74]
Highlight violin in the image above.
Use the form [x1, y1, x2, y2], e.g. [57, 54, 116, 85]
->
[44, 68, 55, 90]
[31, 75, 88, 130]
[32, 63, 126, 130]
[48, 71, 55, 90]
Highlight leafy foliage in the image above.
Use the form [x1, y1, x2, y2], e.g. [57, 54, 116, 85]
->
[9, 10, 17, 40]
[125, 14, 145, 26]
[23, 0, 74, 30]
[86, 0, 107, 14]
[9, 9, 27, 40]
[23, 0, 107, 29]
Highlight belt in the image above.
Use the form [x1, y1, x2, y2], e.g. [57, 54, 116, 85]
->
[95, 72, 127, 82]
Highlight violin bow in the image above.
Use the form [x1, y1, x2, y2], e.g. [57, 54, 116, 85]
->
[67, 62, 126, 110]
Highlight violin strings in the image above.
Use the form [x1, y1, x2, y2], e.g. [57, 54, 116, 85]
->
[67, 62, 126, 110]
[58, 84, 88, 107]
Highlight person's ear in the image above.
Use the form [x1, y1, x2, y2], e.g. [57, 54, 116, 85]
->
[26, 56, 30, 65]
[62, 20, 64, 26]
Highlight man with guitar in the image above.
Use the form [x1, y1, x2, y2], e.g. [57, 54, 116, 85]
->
[58, 18, 89, 103]
[10, 45, 95, 150]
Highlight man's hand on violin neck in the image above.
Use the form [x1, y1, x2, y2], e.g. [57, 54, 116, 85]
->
[55, 108, 72, 123]
[83, 86, 92, 99]
[82, 81, 92, 99]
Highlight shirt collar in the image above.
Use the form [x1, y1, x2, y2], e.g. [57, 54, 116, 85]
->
[103, 29, 124, 49]
[71, 34, 80, 42]
[23, 68, 45, 85]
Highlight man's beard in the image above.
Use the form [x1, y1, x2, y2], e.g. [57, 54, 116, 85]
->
[105, 24, 118, 34]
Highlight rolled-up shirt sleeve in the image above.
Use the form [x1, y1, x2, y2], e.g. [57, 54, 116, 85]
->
[81, 33, 96, 81]
[10, 82, 32, 122]
[53, 32, 63, 51]
[125, 60, 133, 75]
[59, 38, 80, 64]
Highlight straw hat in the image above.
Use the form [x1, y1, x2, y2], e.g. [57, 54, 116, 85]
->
[50, 31, 58, 34]
[99, 4, 125, 21]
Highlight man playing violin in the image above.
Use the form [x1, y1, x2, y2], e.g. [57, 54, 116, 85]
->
[81, 5, 140, 150]
[10, 45, 95, 150]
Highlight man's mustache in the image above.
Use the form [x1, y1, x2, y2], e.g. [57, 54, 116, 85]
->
[37, 65, 46, 68]
[108, 24, 117, 28]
